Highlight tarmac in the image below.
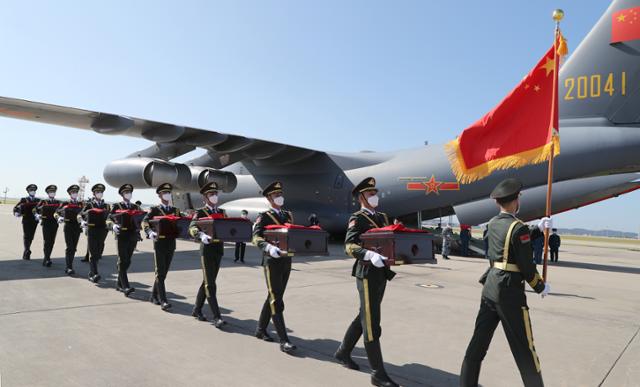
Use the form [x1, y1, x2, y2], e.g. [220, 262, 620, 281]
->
[0, 203, 638, 387]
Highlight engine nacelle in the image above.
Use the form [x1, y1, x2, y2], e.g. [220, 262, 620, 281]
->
[103, 158, 237, 193]
[188, 166, 238, 193]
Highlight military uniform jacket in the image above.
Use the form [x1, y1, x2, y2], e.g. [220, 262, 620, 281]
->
[35, 199, 62, 224]
[344, 209, 395, 281]
[56, 199, 84, 225]
[79, 200, 111, 229]
[188, 206, 225, 255]
[108, 201, 142, 236]
[141, 204, 181, 236]
[252, 208, 294, 251]
[13, 196, 39, 223]
[481, 212, 545, 306]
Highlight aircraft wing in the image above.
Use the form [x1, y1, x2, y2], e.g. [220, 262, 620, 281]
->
[0, 96, 321, 168]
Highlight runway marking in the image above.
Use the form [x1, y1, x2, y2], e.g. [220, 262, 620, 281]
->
[598, 324, 640, 386]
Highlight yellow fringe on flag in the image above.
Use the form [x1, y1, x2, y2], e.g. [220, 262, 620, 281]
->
[445, 135, 560, 184]
[557, 31, 568, 57]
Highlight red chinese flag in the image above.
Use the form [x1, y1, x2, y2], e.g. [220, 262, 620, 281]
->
[445, 35, 565, 184]
[611, 6, 640, 43]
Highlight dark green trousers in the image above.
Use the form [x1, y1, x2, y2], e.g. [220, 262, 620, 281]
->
[194, 243, 223, 317]
[116, 233, 138, 288]
[63, 223, 81, 270]
[341, 265, 387, 350]
[257, 256, 292, 342]
[41, 221, 59, 261]
[22, 220, 38, 257]
[87, 228, 107, 276]
[461, 297, 543, 387]
[152, 238, 176, 303]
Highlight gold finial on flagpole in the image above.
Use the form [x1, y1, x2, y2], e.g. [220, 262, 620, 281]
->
[552, 9, 564, 24]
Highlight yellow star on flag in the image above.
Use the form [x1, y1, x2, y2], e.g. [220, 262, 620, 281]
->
[541, 57, 555, 76]
[534, 85, 541, 92]
[618, 13, 627, 22]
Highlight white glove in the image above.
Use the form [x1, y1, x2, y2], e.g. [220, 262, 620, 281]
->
[364, 250, 387, 268]
[14, 212, 21, 218]
[148, 231, 158, 241]
[541, 283, 551, 298]
[34, 213, 41, 223]
[112, 224, 120, 234]
[537, 217, 553, 231]
[57, 217, 65, 224]
[199, 233, 211, 244]
[265, 244, 282, 258]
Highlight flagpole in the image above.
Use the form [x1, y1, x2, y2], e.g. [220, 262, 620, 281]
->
[542, 9, 563, 281]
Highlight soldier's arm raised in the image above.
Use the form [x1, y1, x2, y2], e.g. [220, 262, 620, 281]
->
[512, 225, 545, 293]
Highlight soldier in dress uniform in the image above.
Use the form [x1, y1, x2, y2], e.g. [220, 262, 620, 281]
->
[251, 181, 297, 353]
[188, 182, 227, 328]
[57, 185, 83, 275]
[13, 184, 40, 260]
[108, 184, 142, 297]
[79, 184, 110, 283]
[460, 178, 552, 387]
[141, 183, 181, 311]
[336, 177, 399, 387]
[34, 185, 62, 267]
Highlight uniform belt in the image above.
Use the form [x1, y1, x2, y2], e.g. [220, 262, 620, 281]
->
[492, 261, 520, 272]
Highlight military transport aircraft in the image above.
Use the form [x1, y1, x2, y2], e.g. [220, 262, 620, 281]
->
[0, 0, 638, 233]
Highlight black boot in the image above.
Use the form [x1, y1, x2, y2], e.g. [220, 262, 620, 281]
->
[23, 250, 31, 260]
[335, 317, 362, 370]
[272, 313, 296, 353]
[192, 308, 207, 321]
[364, 340, 398, 387]
[459, 358, 482, 387]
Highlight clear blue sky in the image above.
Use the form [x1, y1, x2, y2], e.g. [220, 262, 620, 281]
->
[0, 1, 636, 233]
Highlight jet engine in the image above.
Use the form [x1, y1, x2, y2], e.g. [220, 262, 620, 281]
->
[103, 157, 237, 192]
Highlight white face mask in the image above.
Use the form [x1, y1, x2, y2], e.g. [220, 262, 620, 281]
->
[28, 191, 36, 197]
[48, 192, 56, 199]
[208, 194, 219, 205]
[95, 192, 103, 200]
[161, 193, 172, 202]
[123, 193, 132, 201]
[273, 196, 285, 207]
[70, 193, 78, 200]
[367, 195, 379, 208]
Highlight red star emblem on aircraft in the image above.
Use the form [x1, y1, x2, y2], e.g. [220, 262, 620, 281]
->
[403, 175, 460, 195]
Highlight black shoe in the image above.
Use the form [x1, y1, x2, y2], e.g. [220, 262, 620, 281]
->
[150, 296, 161, 305]
[65, 268, 75, 275]
[80, 258, 88, 262]
[255, 329, 274, 342]
[371, 375, 399, 387]
[93, 274, 101, 283]
[234, 259, 238, 262]
[280, 341, 296, 353]
[46, 259, 52, 267]
[334, 348, 360, 370]
[116, 286, 124, 292]
[212, 318, 226, 329]
[123, 288, 135, 297]
[22, 251, 31, 260]
[442, 255, 449, 260]
[161, 302, 172, 311]
[240, 260, 245, 263]
[88, 275, 95, 283]
[192, 310, 207, 321]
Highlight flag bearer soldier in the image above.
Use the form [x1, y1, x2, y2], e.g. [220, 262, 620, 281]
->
[57, 185, 83, 275]
[336, 177, 399, 387]
[142, 183, 181, 311]
[13, 184, 40, 260]
[79, 184, 110, 283]
[252, 181, 297, 353]
[35, 185, 62, 267]
[460, 178, 552, 387]
[108, 184, 142, 297]
[188, 182, 227, 328]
